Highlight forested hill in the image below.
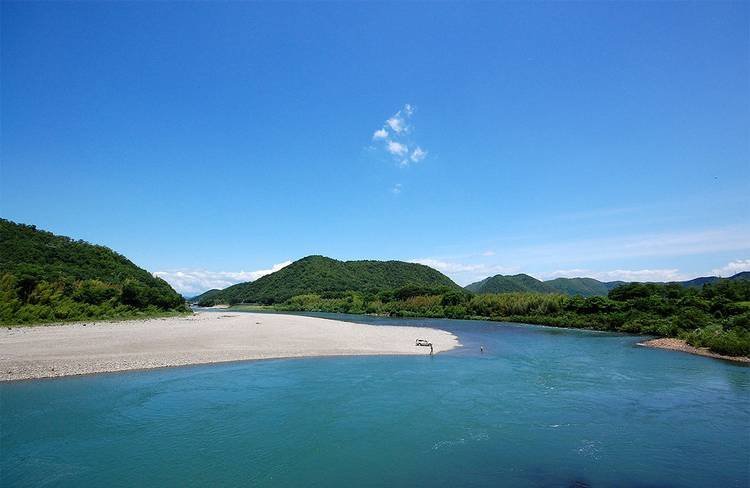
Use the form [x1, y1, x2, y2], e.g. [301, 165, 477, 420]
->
[466, 272, 748, 297]
[188, 289, 221, 303]
[197, 255, 461, 305]
[465, 274, 555, 294]
[679, 272, 750, 288]
[0, 219, 186, 324]
[464, 273, 623, 296]
[542, 277, 623, 297]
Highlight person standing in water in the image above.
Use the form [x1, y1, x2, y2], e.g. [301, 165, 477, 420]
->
[430, 344, 433, 355]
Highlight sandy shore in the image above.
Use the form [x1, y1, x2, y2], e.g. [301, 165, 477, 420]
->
[0, 312, 459, 381]
[638, 338, 750, 363]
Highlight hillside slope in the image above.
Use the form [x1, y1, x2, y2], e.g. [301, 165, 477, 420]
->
[199, 255, 461, 305]
[188, 289, 221, 304]
[0, 219, 185, 324]
[544, 277, 623, 297]
[678, 272, 749, 288]
[467, 271, 749, 297]
[465, 274, 555, 294]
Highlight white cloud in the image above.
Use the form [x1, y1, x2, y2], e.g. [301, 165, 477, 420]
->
[410, 146, 427, 163]
[412, 258, 487, 274]
[504, 227, 750, 265]
[392, 183, 402, 194]
[386, 115, 406, 134]
[370, 104, 427, 168]
[387, 140, 408, 157]
[372, 128, 388, 140]
[154, 260, 292, 295]
[410, 228, 750, 286]
[410, 258, 519, 286]
[386, 141, 409, 156]
[712, 259, 750, 277]
[543, 268, 687, 283]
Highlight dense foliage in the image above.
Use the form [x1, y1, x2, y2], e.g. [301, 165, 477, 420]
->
[465, 273, 554, 294]
[189, 288, 221, 304]
[466, 273, 623, 297]
[0, 219, 187, 324]
[233, 279, 750, 357]
[543, 277, 622, 297]
[199, 255, 461, 305]
[466, 272, 748, 297]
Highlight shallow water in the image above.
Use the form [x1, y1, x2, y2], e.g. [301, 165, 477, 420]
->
[2, 314, 748, 487]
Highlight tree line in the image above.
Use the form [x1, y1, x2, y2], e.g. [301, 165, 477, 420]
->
[234, 280, 750, 357]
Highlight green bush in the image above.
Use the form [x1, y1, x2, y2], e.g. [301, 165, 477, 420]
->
[250, 278, 750, 357]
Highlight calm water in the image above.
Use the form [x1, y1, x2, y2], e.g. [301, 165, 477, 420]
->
[1, 314, 748, 487]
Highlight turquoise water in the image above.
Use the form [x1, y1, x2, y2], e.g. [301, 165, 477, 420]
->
[2, 314, 749, 487]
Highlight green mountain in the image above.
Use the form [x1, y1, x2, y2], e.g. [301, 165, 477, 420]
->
[465, 273, 554, 294]
[678, 272, 749, 288]
[0, 219, 186, 324]
[199, 255, 461, 305]
[188, 289, 221, 304]
[544, 277, 624, 297]
[467, 271, 750, 297]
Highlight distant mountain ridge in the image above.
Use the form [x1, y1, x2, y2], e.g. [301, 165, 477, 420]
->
[464, 273, 621, 296]
[465, 273, 556, 294]
[188, 289, 221, 303]
[465, 272, 749, 297]
[679, 271, 750, 288]
[544, 277, 624, 296]
[194, 255, 750, 304]
[197, 255, 461, 305]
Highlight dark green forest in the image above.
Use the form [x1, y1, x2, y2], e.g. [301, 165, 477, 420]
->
[0, 219, 187, 324]
[231, 280, 750, 357]
[197, 255, 461, 305]
[463, 271, 749, 296]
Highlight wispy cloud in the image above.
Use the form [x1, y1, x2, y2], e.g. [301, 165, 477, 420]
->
[415, 259, 690, 285]
[410, 146, 427, 163]
[501, 226, 750, 265]
[387, 140, 408, 157]
[386, 103, 413, 134]
[386, 115, 406, 133]
[392, 183, 403, 194]
[372, 128, 388, 140]
[410, 258, 519, 286]
[410, 226, 750, 285]
[154, 260, 292, 295]
[371, 104, 427, 167]
[542, 268, 687, 282]
[712, 259, 750, 277]
[555, 206, 642, 222]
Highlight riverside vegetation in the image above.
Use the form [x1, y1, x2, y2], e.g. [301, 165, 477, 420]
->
[3, 218, 748, 357]
[226, 281, 750, 357]
[0, 219, 187, 325]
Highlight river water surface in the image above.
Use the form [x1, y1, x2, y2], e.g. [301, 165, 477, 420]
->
[1, 314, 748, 487]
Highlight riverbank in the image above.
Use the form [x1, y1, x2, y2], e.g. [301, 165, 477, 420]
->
[229, 305, 750, 364]
[0, 312, 459, 381]
[638, 338, 750, 363]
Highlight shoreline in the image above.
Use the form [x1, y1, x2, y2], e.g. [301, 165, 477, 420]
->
[228, 307, 750, 363]
[0, 312, 460, 382]
[638, 338, 750, 364]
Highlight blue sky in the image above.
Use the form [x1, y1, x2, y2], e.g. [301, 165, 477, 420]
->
[2, 2, 748, 294]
